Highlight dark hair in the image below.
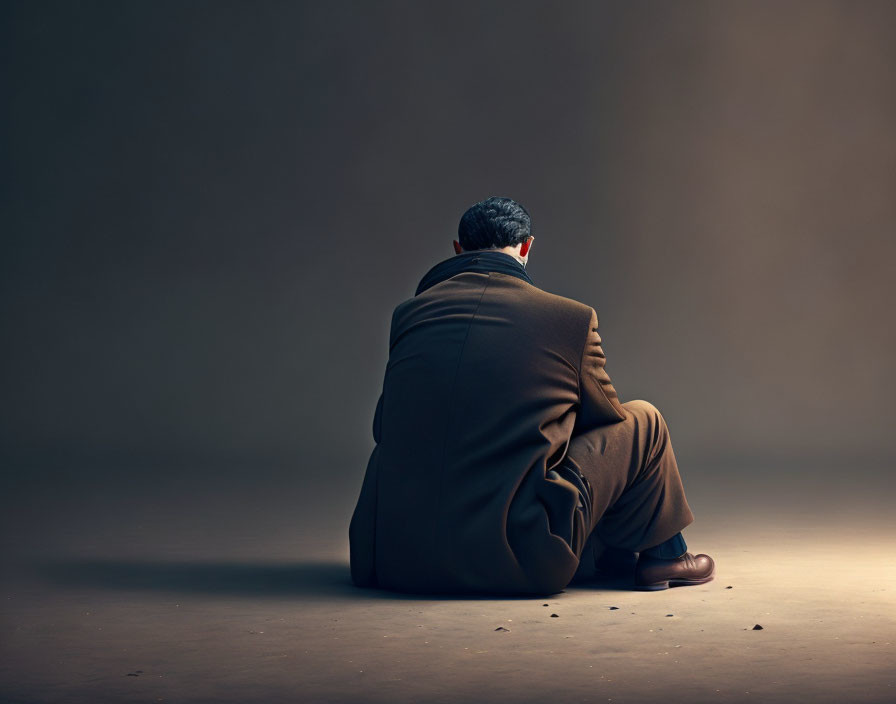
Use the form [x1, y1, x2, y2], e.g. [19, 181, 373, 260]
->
[458, 196, 531, 250]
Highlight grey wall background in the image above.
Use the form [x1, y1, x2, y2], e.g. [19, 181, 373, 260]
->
[3, 0, 895, 489]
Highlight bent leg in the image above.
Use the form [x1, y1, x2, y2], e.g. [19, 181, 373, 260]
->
[561, 399, 695, 563]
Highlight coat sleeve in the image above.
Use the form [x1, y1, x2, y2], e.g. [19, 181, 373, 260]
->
[576, 307, 627, 429]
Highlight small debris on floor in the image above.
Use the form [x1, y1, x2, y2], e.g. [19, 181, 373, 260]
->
[609, 606, 619, 610]
[550, 613, 559, 618]
[753, 624, 763, 630]
[543, 603, 549, 606]
[726, 586, 733, 589]
[126, 673, 140, 677]
[666, 614, 674, 617]
[495, 626, 510, 632]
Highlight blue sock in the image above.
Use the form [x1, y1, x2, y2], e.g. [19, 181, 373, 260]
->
[640, 531, 687, 559]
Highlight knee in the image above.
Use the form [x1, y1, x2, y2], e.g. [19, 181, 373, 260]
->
[623, 399, 669, 439]
[623, 399, 664, 422]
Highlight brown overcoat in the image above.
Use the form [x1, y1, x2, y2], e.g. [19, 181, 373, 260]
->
[349, 250, 628, 595]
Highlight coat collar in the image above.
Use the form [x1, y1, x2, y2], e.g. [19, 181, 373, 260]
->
[415, 250, 535, 296]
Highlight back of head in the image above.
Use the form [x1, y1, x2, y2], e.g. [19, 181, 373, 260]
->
[458, 196, 531, 250]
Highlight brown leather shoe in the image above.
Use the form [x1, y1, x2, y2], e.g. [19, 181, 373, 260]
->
[634, 551, 715, 591]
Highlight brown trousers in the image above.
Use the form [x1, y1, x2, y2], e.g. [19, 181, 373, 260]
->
[558, 399, 696, 581]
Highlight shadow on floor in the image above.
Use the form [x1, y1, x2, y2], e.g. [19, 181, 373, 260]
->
[33, 558, 636, 600]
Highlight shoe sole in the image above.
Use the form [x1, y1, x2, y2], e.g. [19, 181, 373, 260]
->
[633, 574, 715, 591]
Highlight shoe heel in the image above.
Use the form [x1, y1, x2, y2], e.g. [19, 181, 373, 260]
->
[634, 581, 669, 591]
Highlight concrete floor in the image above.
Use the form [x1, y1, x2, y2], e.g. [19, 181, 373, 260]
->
[1, 463, 894, 703]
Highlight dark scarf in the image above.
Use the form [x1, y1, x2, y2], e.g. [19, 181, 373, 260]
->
[415, 250, 535, 296]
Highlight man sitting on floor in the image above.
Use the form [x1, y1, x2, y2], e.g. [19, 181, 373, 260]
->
[349, 196, 714, 595]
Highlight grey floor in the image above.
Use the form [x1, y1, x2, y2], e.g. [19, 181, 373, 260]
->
[1, 461, 894, 703]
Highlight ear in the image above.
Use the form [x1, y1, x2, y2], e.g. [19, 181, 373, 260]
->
[453, 240, 463, 254]
[519, 239, 531, 257]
